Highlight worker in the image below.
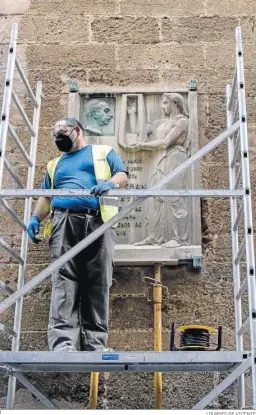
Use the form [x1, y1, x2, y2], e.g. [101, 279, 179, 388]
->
[27, 117, 128, 352]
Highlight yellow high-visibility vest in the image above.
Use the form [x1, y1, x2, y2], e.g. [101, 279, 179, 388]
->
[44, 145, 119, 237]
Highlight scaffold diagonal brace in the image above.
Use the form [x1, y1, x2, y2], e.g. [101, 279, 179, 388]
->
[193, 358, 251, 409]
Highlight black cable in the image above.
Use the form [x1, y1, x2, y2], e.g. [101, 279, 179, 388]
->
[180, 328, 210, 349]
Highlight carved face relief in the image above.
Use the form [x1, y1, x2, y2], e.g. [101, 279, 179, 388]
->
[93, 102, 113, 126]
[84, 98, 115, 136]
[162, 96, 174, 116]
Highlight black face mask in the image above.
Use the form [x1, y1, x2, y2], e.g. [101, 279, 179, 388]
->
[54, 127, 78, 152]
[55, 134, 73, 152]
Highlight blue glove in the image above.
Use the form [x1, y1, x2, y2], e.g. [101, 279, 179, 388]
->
[90, 181, 116, 196]
[27, 216, 40, 243]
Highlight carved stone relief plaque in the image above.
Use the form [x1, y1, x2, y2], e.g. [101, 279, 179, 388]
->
[84, 96, 115, 136]
[69, 86, 202, 265]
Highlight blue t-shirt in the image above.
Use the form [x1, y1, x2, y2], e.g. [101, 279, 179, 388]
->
[41, 144, 127, 210]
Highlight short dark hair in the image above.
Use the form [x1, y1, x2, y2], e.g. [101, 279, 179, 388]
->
[61, 117, 84, 131]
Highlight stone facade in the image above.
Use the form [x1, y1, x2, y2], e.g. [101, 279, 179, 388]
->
[0, 0, 256, 409]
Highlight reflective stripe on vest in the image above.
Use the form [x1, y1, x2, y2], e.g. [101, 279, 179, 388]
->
[91, 145, 119, 225]
[44, 145, 119, 236]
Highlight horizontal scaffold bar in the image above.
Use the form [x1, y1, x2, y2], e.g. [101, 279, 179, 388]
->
[0, 351, 248, 373]
[0, 189, 244, 198]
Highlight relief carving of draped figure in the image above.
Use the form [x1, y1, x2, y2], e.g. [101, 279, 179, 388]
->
[119, 92, 191, 247]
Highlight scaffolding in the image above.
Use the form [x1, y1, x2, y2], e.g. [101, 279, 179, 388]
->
[0, 24, 255, 410]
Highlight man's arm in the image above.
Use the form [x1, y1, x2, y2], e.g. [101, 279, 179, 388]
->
[110, 172, 128, 188]
[33, 196, 51, 222]
[107, 149, 128, 187]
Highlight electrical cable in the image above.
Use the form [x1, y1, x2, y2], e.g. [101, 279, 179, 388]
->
[180, 328, 210, 349]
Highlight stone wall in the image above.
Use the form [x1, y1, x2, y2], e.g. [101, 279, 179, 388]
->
[0, 0, 256, 409]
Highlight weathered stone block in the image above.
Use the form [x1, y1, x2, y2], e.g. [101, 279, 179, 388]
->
[0, 263, 18, 290]
[36, 94, 68, 128]
[246, 95, 256, 124]
[25, 372, 102, 408]
[108, 329, 154, 350]
[27, 68, 87, 95]
[0, 264, 48, 294]
[120, 0, 203, 16]
[162, 17, 239, 43]
[162, 17, 256, 44]
[206, 43, 256, 70]
[20, 331, 48, 351]
[202, 162, 229, 189]
[0, 15, 20, 43]
[20, 15, 89, 44]
[208, 93, 227, 129]
[250, 165, 256, 193]
[248, 125, 256, 163]
[162, 268, 235, 327]
[28, 0, 116, 15]
[203, 140, 229, 164]
[204, 232, 232, 262]
[112, 267, 148, 295]
[88, 69, 160, 86]
[110, 297, 153, 329]
[245, 69, 256, 93]
[26, 44, 116, 70]
[206, 0, 256, 16]
[36, 128, 59, 165]
[200, 117, 236, 164]
[118, 44, 204, 70]
[203, 198, 231, 235]
[0, 280, 15, 328]
[0, 332, 11, 353]
[11, 234, 51, 264]
[105, 372, 153, 409]
[0, 0, 31, 14]
[161, 68, 233, 96]
[92, 17, 159, 44]
[21, 289, 51, 331]
[162, 373, 216, 409]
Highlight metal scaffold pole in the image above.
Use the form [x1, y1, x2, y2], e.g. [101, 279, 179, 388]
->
[235, 26, 256, 408]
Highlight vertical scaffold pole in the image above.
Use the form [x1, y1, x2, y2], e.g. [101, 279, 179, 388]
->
[226, 83, 245, 408]
[236, 26, 256, 409]
[154, 265, 162, 409]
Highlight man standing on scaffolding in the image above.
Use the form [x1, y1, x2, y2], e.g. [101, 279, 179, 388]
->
[27, 117, 128, 352]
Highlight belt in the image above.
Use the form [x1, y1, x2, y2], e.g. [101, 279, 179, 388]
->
[53, 207, 100, 217]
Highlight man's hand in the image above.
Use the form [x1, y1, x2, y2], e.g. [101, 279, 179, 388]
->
[90, 181, 116, 196]
[27, 216, 41, 243]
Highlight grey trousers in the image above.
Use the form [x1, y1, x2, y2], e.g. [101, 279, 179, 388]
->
[47, 210, 115, 351]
